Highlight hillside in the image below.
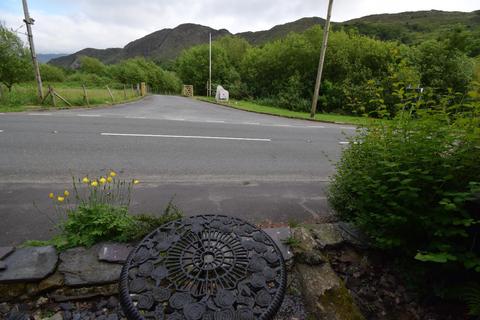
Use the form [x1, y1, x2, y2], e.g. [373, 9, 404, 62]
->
[50, 10, 480, 68]
[342, 10, 480, 43]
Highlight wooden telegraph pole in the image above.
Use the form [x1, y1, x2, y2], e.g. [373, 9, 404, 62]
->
[22, 0, 44, 100]
[310, 0, 334, 118]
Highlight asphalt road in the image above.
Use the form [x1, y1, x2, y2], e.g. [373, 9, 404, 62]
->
[0, 95, 355, 245]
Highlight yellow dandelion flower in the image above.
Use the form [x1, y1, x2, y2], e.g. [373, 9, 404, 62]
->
[48, 193, 54, 199]
[107, 176, 113, 183]
[99, 177, 107, 184]
[82, 177, 89, 184]
[57, 196, 65, 202]
[91, 180, 98, 187]
[64, 190, 70, 197]
[133, 179, 140, 185]
[109, 171, 117, 177]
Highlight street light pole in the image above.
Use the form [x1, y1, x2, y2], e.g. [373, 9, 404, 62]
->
[209, 32, 212, 97]
[310, 0, 334, 118]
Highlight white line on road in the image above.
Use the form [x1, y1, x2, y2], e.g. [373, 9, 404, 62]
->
[101, 132, 271, 142]
[340, 127, 356, 130]
[125, 116, 147, 119]
[77, 114, 101, 117]
[339, 141, 350, 145]
[165, 118, 185, 121]
[271, 124, 292, 127]
[243, 122, 260, 125]
[28, 113, 52, 116]
[0, 130, 3, 133]
[307, 125, 326, 128]
[203, 120, 226, 123]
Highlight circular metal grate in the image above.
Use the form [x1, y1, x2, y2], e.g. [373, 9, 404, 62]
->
[119, 215, 287, 320]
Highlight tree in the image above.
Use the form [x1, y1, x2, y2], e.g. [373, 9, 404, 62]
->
[40, 64, 66, 82]
[0, 25, 33, 91]
[78, 56, 106, 76]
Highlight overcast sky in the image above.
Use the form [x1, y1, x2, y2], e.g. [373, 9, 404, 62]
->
[0, 0, 478, 54]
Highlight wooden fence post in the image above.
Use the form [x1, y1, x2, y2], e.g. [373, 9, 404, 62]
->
[106, 85, 114, 103]
[82, 84, 90, 106]
[49, 86, 56, 108]
[123, 84, 127, 99]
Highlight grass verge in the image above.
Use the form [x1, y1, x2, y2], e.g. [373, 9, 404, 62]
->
[0, 82, 144, 113]
[197, 96, 369, 126]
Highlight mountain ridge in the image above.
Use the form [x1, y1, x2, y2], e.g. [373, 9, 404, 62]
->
[50, 10, 480, 69]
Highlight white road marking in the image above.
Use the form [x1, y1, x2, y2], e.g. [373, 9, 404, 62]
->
[0, 113, 5, 115]
[101, 133, 271, 142]
[339, 141, 350, 145]
[125, 116, 147, 119]
[77, 114, 101, 117]
[165, 118, 185, 121]
[28, 113, 52, 116]
[307, 125, 326, 128]
[271, 124, 292, 127]
[243, 122, 260, 125]
[340, 127, 356, 130]
[204, 120, 225, 123]
[0, 130, 3, 133]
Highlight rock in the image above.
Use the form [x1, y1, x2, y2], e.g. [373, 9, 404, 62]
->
[0, 246, 57, 283]
[0, 283, 28, 301]
[292, 227, 327, 265]
[263, 227, 294, 261]
[48, 312, 63, 320]
[106, 314, 118, 320]
[310, 224, 345, 248]
[36, 296, 49, 307]
[0, 246, 14, 260]
[59, 245, 122, 286]
[0, 302, 11, 314]
[107, 296, 119, 309]
[310, 223, 368, 249]
[6, 311, 30, 320]
[59, 302, 74, 311]
[38, 272, 64, 292]
[296, 263, 364, 320]
[335, 222, 369, 247]
[97, 243, 133, 264]
[50, 283, 118, 302]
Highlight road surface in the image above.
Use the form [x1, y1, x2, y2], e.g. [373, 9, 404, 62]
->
[0, 95, 355, 245]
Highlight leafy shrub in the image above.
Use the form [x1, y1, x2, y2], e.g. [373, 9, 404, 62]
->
[328, 97, 480, 296]
[40, 64, 66, 82]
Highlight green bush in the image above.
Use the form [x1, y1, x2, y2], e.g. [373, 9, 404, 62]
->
[329, 97, 480, 295]
[40, 64, 66, 82]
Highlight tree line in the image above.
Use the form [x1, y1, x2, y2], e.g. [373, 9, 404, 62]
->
[1, 23, 479, 117]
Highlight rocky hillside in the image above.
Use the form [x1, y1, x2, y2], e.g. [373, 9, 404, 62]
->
[50, 10, 479, 68]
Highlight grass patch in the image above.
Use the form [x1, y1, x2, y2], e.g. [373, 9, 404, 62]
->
[23, 171, 183, 250]
[197, 96, 370, 126]
[0, 82, 143, 112]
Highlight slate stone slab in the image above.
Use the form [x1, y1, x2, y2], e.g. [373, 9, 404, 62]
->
[0, 246, 57, 283]
[263, 227, 294, 261]
[0, 247, 14, 260]
[59, 245, 122, 286]
[97, 243, 133, 263]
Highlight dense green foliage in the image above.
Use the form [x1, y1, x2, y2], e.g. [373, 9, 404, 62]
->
[175, 25, 477, 117]
[39, 64, 66, 82]
[0, 25, 33, 90]
[328, 94, 480, 304]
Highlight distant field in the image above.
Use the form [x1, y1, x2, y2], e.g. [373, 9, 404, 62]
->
[0, 82, 142, 112]
[197, 96, 370, 126]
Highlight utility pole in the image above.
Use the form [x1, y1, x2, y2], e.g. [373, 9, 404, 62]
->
[208, 32, 212, 97]
[22, 0, 44, 100]
[310, 0, 334, 118]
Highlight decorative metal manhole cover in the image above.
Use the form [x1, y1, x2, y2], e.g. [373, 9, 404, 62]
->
[119, 215, 287, 320]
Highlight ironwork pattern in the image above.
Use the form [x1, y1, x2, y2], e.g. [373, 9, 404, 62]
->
[119, 215, 287, 320]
